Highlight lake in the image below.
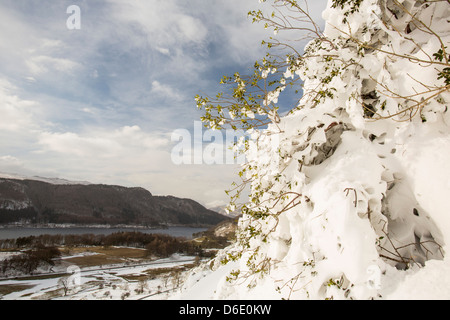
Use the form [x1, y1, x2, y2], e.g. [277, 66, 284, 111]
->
[0, 226, 208, 240]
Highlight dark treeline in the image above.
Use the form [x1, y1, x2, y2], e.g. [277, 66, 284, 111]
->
[1, 245, 61, 276]
[0, 208, 37, 224]
[0, 231, 205, 257]
[0, 232, 215, 277]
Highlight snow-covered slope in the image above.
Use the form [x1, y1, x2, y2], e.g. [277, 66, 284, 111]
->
[173, 0, 450, 300]
[0, 172, 91, 185]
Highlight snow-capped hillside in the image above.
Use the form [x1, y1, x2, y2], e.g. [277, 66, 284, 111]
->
[173, 0, 450, 300]
[0, 172, 91, 185]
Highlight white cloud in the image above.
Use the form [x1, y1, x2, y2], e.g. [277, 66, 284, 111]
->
[31, 123, 240, 205]
[0, 0, 330, 206]
[38, 131, 121, 158]
[82, 107, 95, 114]
[150, 80, 185, 102]
[91, 70, 99, 79]
[174, 14, 208, 44]
[0, 155, 29, 176]
[0, 78, 41, 133]
[106, 0, 209, 47]
[37, 125, 170, 158]
[156, 47, 170, 56]
[0, 5, 80, 80]
[0, 81, 241, 205]
[26, 55, 81, 75]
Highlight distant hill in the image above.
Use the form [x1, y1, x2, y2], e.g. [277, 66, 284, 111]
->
[0, 177, 229, 228]
[0, 172, 92, 185]
[208, 205, 241, 218]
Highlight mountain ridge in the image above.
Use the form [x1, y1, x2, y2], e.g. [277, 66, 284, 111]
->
[0, 172, 92, 186]
[0, 176, 229, 228]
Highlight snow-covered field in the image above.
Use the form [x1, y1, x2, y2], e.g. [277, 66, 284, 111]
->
[171, 255, 450, 300]
[0, 253, 198, 300]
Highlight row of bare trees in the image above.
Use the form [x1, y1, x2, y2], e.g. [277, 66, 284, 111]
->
[1, 245, 61, 276]
[0, 231, 202, 254]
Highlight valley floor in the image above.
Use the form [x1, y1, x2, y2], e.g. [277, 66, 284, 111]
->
[0, 247, 200, 300]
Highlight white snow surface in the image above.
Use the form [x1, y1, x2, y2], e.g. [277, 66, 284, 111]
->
[0, 254, 198, 300]
[172, 0, 450, 300]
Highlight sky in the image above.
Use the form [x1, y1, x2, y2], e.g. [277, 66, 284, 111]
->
[0, 0, 327, 208]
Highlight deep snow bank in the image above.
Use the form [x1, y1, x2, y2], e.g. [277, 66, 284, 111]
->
[174, 0, 450, 300]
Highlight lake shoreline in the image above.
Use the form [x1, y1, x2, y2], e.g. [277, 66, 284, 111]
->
[0, 225, 209, 240]
[0, 223, 168, 230]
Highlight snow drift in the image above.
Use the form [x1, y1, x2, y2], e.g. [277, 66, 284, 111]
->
[174, 0, 450, 300]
